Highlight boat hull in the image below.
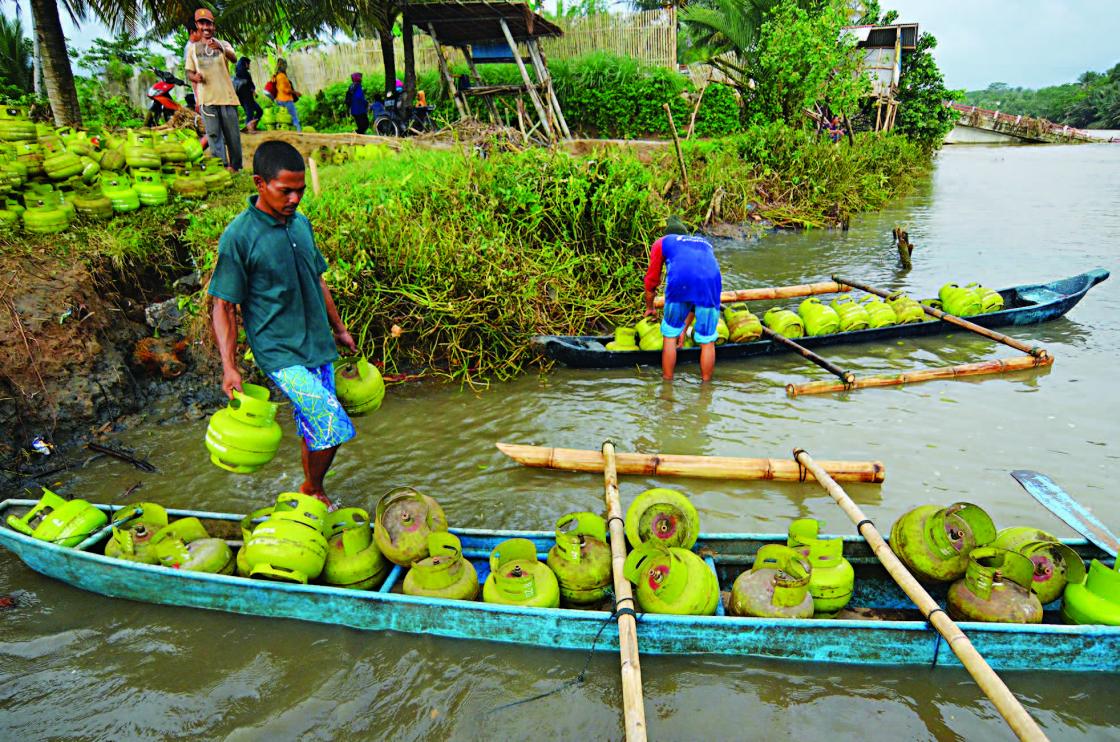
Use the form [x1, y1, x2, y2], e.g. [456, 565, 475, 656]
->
[533, 269, 1110, 369]
[2, 500, 1117, 671]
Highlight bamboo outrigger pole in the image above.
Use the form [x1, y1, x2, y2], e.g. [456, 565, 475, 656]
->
[760, 327, 856, 385]
[654, 280, 850, 308]
[832, 275, 1050, 359]
[787, 354, 1053, 397]
[602, 441, 648, 742]
[793, 448, 1049, 742]
[496, 442, 885, 483]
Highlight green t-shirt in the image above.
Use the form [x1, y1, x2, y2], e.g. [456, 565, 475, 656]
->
[208, 197, 337, 373]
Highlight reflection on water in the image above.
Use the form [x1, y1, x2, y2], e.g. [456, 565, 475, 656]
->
[3, 143, 1120, 739]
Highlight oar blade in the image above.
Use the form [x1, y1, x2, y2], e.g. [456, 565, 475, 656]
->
[1011, 470, 1119, 557]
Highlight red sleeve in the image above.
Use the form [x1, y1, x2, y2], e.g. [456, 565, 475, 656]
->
[643, 238, 664, 293]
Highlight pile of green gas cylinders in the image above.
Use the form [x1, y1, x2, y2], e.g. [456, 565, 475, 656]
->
[606, 284, 1006, 350]
[0, 106, 233, 233]
[311, 142, 393, 167]
[889, 501, 1117, 625]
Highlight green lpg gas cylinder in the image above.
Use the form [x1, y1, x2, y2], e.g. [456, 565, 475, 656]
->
[967, 283, 1005, 313]
[100, 174, 140, 212]
[482, 537, 560, 608]
[798, 297, 840, 336]
[321, 507, 390, 590]
[938, 283, 983, 317]
[0, 106, 37, 141]
[889, 502, 996, 583]
[635, 317, 663, 351]
[6, 488, 108, 547]
[624, 487, 700, 550]
[333, 357, 385, 416]
[131, 168, 169, 206]
[787, 519, 854, 615]
[403, 532, 480, 601]
[171, 167, 207, 199]
[728, 544, 814, 619]
[104, 502, 169, 564]
[546, 512, 612, 606]
[72, 185, 113, 220]
[860, 295, 898, 328]
[830, 295, 871, 332]
[623, 540, 718, 616]
[605, 325, 639, 351]
[178, 130, 204, 162]
[713, 316, 730, 345]
[205, 407, 282, 474]
[989, 526, 1086, 605]
[227, 383, 278, 427]
[762, 307, 804, 338]
[885, 292, 925, 324]
[1062, 560, 1120, 626]
[241, 493, 329, 583]
[723, 303, 762, 343]
[152, 518, 235, 574]
[200, 160, 232, 191]
[373, 487, 449, 566]
[154, 131, 188, 162]
[42, 149, 83, 180]
[21, 199, 69, 234]
[124, 130, 160, 169]
[100, 146, 126, 173]
[947, 547, 1042, 624]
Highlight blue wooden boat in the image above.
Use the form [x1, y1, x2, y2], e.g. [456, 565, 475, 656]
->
[2, 498, 1117, 671]
[533, 269, 1109, 368]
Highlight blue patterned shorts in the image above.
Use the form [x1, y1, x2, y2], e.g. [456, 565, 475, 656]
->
[267, 364, 356, 451]
[661, 302, 721, 344]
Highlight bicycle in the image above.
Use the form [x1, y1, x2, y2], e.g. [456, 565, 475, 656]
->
[373, 98, 435, 137]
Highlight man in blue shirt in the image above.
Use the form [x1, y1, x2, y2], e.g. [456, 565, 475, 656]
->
[643, 216, 723, 382]
[208, 141, 357, 507]
[345, 72, 369, 135]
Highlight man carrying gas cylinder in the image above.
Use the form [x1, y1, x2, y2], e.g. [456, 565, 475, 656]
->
[643, 215, 723, 382]
[208, 141, 357, 508]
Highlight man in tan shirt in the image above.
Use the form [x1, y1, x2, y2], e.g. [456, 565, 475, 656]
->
[184, 8, 242, 171]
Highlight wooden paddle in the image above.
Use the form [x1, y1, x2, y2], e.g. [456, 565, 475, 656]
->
[496, 442, 885, 483]
[602, 441, 648, 741]
[832, 275, 1049, 359]
[794, 449, 1048, 742]
[653, 281, 849, 308]
[760, 326, 856, 385]
[1011, 470, 1119, 557]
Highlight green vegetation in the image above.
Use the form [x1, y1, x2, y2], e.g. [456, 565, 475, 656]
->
[6, 128, 927, 383]
[962, 64, 1120, 130]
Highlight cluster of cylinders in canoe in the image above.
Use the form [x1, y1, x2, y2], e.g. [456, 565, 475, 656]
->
[8, 487, 1118, 624]
[607, 283, 1006, 351]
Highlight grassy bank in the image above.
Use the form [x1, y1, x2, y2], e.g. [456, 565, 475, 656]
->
[5, 126, 929, 384]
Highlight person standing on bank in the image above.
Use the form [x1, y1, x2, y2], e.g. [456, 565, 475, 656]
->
[185, 8, 242, 170]
[643, 216, 723, 382]
[233, 57, 263, 133]
[345, 72, 369, 135]
[208, 141, 357, 508]
[273, 58, 302, 132]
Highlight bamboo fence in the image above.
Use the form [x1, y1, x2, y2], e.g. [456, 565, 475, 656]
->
[248, 9, 678, 99]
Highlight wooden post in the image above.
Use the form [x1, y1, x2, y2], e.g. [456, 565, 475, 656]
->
[308, 156, 320, 196]
[663, 103, 688, 188]
[429, 25, 467, 119]
[500, 18, 554, 141]
[602, 441, 648, 742]
[793, 449, 1049, 742]
[832, 275, 1050, 358]
[495, 442, 886, 483]
[462, 47, 499, 124]
[786, 354, 1053, 397]
[685, 81, 709, 139]
[654, 280, 850, 308]
[760, 327, 856, 385]
[401, 13, 416, 111]
[527, 38, 571, 139]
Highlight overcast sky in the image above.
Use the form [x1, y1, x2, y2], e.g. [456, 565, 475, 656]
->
[4, 0, 1118, 92]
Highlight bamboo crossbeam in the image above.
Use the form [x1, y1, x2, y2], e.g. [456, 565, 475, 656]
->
[832, 275, 1049, 359]
[653, 281, 849, 308]
[793, 449, 1048, 742]
[602, 441, 648, 742]
[786, 354, 1053, 397]
[500, 18, 554, 141]
[761, 327, 855, 385]
[496, 442, 885, 483]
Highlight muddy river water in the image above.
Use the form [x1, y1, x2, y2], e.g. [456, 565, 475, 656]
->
[3, 142, 1120, 740]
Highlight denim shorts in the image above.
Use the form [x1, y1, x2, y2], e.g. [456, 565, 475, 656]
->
[661, 302, 721, 344]
[267, 363, 356, 451]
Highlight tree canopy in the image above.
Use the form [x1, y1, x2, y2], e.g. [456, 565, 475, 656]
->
[962, 64, 1120, 130]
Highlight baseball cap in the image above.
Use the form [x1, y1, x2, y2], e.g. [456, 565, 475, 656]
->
[195, 8, 215, 22]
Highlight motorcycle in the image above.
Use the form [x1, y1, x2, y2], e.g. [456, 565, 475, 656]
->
[143, 67, 195, 127]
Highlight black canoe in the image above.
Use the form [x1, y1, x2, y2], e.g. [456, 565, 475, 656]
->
[532, 269, 1109, 369]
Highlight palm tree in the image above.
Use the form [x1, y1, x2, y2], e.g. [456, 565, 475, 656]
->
[0, 13, 34, 92]
[679, 0, 777, 83]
